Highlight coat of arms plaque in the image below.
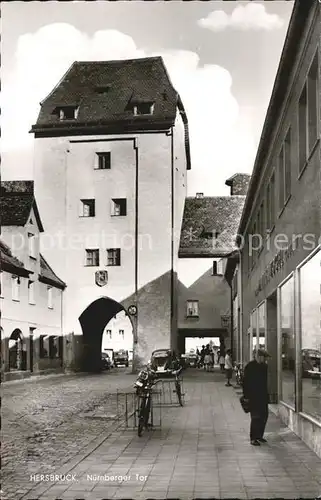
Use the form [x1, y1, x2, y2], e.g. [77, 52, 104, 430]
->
[95, 270, 108, 287]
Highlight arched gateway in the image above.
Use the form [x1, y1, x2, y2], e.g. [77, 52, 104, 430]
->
[78, 297, 134, 372]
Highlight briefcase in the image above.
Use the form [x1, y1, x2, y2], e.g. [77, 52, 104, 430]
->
[240, 395, 250, 413]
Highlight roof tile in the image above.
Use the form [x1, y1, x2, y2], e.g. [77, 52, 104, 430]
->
[179, 196, 245, 257]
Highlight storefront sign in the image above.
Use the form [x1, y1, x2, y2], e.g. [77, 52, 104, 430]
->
[254, 245, 295, 296]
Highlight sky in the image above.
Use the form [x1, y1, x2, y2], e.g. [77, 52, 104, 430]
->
[1, 1, 294, 196]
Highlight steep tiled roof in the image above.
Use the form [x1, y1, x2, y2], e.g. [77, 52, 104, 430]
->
[179, 196, 245, 258]
[39, 254, 66, 290]
[0, 182, 44, 231]
[0, 239, 31, 277]
[31, 57, 179, 132]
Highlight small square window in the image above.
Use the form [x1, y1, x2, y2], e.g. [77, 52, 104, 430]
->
[80, 199, 95, 217]
[96, 152, 111, 170]
[107, 248, 121, 266]
[111, 198, 127, 216]
[85, 249, 99, 267]
[186, 300, 199, 317]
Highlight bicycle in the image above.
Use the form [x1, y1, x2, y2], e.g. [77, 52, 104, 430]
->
[134, 366, 157, 437]
[234, 362, 244, 387]
[172, 367, 184, 406]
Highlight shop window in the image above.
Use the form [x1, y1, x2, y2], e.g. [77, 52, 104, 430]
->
[258, 303, 266, 350]
[186, 300, 199, 318]
[280, 276, 295, 408]
[299, 249, 321, 421]
[250, 310, 257, 358]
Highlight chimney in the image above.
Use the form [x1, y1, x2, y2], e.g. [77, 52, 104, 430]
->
[196, 192, 204, 199]
[225, 174, 251, 196]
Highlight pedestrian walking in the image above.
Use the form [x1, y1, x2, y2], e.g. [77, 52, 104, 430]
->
[204, 345, 212, 372]
[219, 353, 225, 372]
[224, 349, 233, 386]
[199, 345, 205, 369]
[242, 348, 270, 446]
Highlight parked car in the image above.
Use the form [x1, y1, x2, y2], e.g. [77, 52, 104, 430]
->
[150, 349, 182, 376]
[184, 352, 198, 368]
[101, 352, 112, 370]
[302, 349, 321, 377]
[104, 349, 115, 368]
[114, 349, 129, 367]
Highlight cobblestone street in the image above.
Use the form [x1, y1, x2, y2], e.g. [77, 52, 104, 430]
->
[1, 369, 136, 500]
[2, 369, 321, 500]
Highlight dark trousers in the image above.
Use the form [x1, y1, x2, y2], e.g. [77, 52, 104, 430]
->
[250, 403, 268, 440]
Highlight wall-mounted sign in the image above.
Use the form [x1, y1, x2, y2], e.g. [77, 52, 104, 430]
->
[221, 315, 231, 329]
[254, 244, 296, 296]
[128, 305, 137, 316]
[95, 270, 108, 287]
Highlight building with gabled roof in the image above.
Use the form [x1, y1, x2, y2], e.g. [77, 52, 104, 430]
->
[0, 181, 66, 381]
[31, 56, 190, 370]
[176, 174, 250, 353]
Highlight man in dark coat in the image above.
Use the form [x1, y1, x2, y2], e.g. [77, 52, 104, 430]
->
[243, 349, 270, 446]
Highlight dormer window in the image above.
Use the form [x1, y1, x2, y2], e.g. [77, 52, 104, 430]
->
[201, 229, 220, 240]
[56, 106, 79, 120]
[133, 103, 154, 116]
[95, 85, 111, 94]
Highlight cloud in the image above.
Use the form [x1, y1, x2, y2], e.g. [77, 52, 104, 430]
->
[1, 23, 256, 194]
[198, 4, 284, 32]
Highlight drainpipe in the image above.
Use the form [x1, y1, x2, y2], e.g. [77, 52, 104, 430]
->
[230, 282, 234, 359]
[239, 250, 243, 365]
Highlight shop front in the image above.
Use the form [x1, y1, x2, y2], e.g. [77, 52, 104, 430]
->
[246, 245, 321, 456]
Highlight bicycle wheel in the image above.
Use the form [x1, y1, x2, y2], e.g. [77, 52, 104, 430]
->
[175, 380, 184, 406]
[138, 396, 147, 437]
[144, 394, 152, 428]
